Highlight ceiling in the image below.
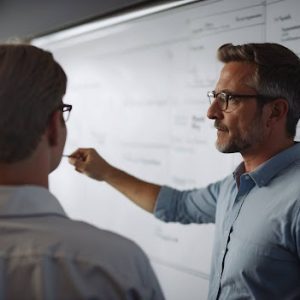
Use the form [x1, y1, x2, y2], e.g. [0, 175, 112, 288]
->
[0, 0, 170, 42]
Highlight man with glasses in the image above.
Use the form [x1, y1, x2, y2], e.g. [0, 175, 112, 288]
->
[0, 44, 164, 299]
[69, 42, 300, 299]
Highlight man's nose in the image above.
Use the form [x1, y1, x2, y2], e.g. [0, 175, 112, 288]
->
[207, 99, 223, 120]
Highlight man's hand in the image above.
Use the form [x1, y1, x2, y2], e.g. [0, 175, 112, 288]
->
[67, 147, 161, 213]
[68, 148, 113, 181]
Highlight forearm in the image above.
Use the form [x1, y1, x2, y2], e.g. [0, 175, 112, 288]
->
[104, 167, 161, 213]
[68, 148, 161, 213]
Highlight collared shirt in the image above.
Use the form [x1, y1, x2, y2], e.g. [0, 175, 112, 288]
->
[0, 185, 164, 300]
[155, 142, 300, 300]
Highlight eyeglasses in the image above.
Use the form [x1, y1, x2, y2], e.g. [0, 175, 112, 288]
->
[207, 90, 276, 112]
[59, 104, 72, 122]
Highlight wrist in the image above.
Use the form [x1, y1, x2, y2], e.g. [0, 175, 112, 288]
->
[102, 165, 118, 182]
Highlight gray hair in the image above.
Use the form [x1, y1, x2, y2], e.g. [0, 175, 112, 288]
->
[218, 43, 300, 138]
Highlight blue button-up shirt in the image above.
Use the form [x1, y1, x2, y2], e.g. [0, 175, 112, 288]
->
[155, 143, 300, 299]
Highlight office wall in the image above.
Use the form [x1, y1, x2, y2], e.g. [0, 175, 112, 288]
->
[33, 0, 300, 299]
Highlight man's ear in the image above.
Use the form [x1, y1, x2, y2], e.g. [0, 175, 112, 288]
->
[267, 98, 289, 124]
[47, 111, 61, 146]
[270, 98, 289, 121]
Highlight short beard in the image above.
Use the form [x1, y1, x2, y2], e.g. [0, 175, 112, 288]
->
[215, 107, 264, 154]
[216, 136, 252, 153]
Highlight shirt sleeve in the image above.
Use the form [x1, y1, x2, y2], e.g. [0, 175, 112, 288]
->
[128, 250, 165, 300]
[294, 201, 300, 260]
[154, 181, 222, 224]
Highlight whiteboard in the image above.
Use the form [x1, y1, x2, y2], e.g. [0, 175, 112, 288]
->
[33, 0, 300, 299]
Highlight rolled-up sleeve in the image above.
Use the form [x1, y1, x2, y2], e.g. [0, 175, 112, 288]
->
[294, 201, 300, 260]
[154, 181, 221, 224]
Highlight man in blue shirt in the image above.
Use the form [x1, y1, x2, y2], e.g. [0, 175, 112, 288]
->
[69, 43, 300, 299]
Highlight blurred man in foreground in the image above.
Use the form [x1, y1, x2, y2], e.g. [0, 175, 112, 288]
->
[0, 44, 164, 300]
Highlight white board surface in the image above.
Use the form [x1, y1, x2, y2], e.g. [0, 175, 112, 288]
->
[33, 0, 300, 299]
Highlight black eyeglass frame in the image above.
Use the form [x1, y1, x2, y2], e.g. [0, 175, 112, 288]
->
[59, 103, 73, 122]
[207, 90, 277, 112]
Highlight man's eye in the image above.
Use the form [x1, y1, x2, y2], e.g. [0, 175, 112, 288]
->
[228, 97, 240, 105]
[217, 95, 227, 102]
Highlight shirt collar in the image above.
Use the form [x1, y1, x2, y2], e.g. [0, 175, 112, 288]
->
[0, 185, 67, 218]
[233, 142, 300, 188]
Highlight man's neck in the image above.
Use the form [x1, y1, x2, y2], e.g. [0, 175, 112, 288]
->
[0, 154, 49, 188]
[241, 139, 295, 173]
[0, 167, 48, 188]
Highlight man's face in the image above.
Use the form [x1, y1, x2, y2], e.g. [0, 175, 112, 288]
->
[207, 62, 267, 155]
